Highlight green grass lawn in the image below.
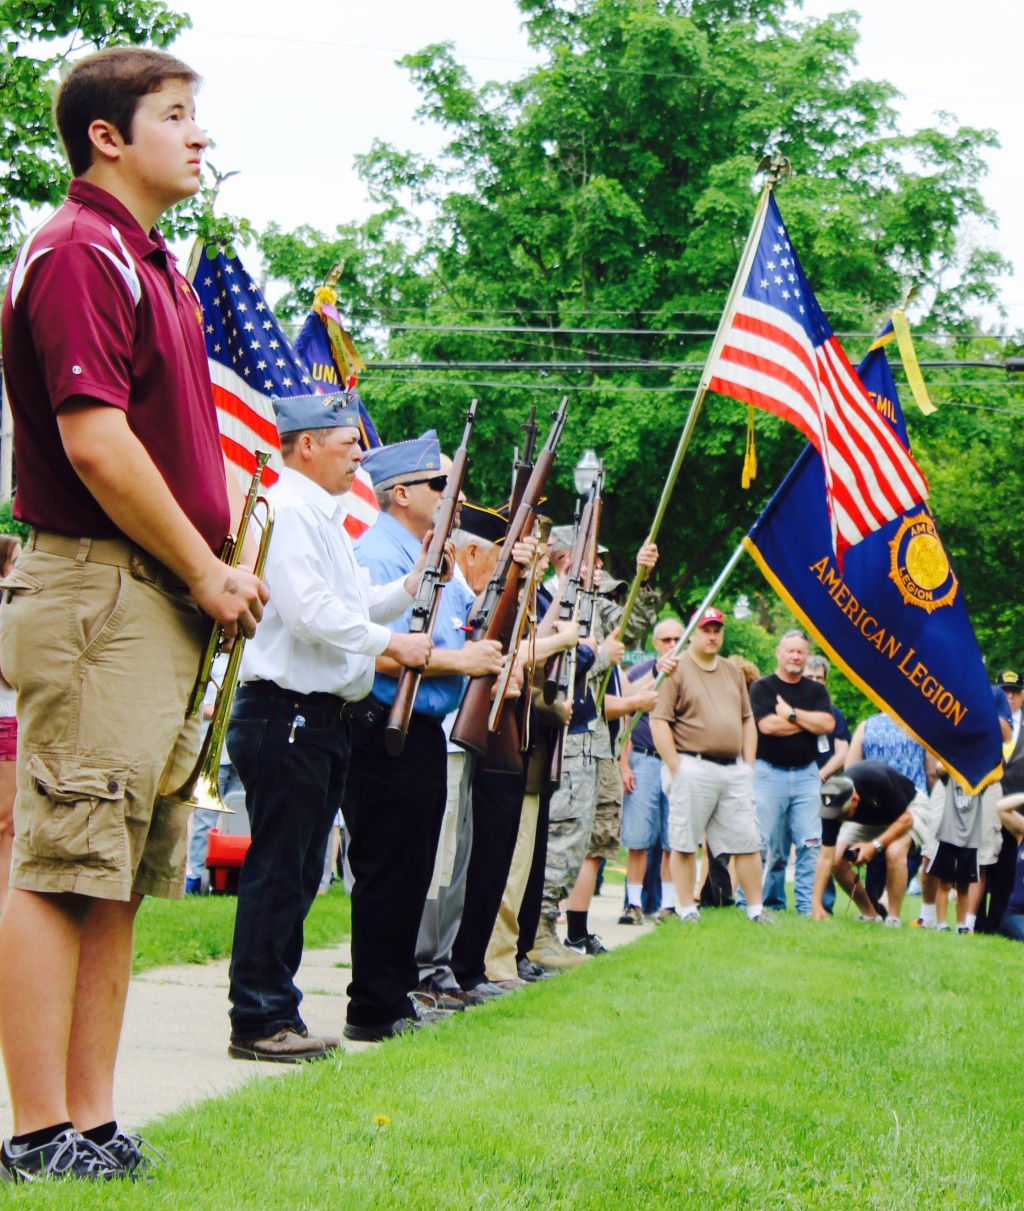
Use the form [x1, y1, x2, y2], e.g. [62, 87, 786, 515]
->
[39, 908, 1024, 1209]
[130, 882, 351, 972]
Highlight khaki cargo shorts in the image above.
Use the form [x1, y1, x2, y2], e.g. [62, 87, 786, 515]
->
[0, 533, 205, 901]
[587, 754, 624, 861]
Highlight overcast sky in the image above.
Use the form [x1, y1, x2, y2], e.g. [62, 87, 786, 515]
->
[170, 0, 1023, 332]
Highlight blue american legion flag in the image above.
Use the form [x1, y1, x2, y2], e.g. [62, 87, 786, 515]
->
[744, 332, 1002, 793]
[193, 247, 379, 537]
[707, 194, 930, 561]
[294, 311, 382, 449]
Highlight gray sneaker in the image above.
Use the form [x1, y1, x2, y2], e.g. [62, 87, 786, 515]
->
[883, 916, 902, 928]
[655, 907, 678, 925]
[749, 910, 777, 925]
[0, 1130, 123, 1183]
[617, 905, 644, 925]
[676, 909, 701, 924]
[101, 1129, 166, 1178]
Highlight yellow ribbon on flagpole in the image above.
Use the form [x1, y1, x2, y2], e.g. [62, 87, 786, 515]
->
[869, 308, 936, 416]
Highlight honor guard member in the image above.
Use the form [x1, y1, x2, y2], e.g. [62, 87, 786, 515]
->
[415, 502, 507, 1008]
[0, 48, 267, 1180]
[226, 394, 433, 1062]
[344, 432, 505, 1042]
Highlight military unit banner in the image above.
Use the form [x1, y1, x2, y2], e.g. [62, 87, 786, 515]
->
[745, 338, 1002, 793]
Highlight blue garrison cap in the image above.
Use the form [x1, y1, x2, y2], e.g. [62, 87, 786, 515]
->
[272, 392, 361, 436]
[362, 430, 442, 491]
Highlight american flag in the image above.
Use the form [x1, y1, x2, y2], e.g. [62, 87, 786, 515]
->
[706, 193, 928, 559]
[192, 246, 379, 538]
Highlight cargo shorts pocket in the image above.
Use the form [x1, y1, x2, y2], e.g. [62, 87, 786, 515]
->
[0, 568, 44, 598]
[22, 752, 131, 869]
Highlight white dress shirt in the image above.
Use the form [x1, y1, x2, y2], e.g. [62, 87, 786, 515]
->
[239, 467, 413, 699]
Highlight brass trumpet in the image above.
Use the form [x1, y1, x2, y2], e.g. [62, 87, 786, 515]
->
[162, 452, 275, 817]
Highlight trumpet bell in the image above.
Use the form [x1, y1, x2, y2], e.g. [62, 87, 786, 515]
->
[187, 768, 235, 816]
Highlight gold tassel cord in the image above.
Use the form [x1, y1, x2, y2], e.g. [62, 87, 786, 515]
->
[741, 404, 757, 488]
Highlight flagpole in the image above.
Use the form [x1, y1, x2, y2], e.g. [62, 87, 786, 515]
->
[615, 541, 747, 753]
[185, 237, 204, 285]
[595, 153, 789, 708]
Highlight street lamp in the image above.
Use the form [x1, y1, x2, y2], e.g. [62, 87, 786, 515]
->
[573, 448, 601, 495]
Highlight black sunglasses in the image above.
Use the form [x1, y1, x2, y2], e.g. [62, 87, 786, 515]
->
[401, 475, 448, 493]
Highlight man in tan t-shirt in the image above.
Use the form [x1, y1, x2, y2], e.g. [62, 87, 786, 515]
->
[649, 608, 771, 924]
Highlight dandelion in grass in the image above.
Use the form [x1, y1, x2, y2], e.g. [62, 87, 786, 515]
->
[373, 1115, 391, 1128]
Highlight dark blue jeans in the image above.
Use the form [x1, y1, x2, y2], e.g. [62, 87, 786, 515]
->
[1000, 912, 1024, 942]
[226, 687, 350, 1039]
[343, 709, 447, 1027]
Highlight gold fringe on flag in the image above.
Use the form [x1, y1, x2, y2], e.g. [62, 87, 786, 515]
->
[742, 404, 757, 488]
[313, 285, 366, 388]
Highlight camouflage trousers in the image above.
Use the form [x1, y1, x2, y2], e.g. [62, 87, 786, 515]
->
[541, 738, 597, 923]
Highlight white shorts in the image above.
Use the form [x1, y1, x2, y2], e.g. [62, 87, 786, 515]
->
[661, 755, 759, 856]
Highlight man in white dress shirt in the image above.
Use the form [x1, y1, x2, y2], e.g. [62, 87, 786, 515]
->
[226, 393, 434, 1063]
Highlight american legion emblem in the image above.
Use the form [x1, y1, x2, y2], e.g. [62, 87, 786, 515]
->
[888, 513, 958, 613]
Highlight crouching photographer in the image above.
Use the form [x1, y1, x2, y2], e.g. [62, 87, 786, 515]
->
[811, 760, 931, 925]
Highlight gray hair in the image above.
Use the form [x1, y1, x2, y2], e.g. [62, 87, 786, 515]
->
[805, 654, 830, 677]
[375, 484, 397, 512]
[781, 628, 808, 643]
[453, 528, 496, 553]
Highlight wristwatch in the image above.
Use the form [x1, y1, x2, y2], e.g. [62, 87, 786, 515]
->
[788, 709, 797, 724]
[873, 838, 884, 854]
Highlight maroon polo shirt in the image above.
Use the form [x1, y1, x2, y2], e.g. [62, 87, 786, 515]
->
[1, 180, 229, 552]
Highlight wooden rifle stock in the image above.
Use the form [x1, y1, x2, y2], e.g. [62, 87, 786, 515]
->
[385, 400, 477, 756]
[544, 718, 565, 793]
[451, 398, 568, 756]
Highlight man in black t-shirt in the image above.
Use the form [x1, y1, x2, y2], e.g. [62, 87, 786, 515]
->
[812, 760, 930, 924]
[750, 631, 835, 914]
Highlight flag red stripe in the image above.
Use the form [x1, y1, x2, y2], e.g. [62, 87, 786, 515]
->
[710, 322, 882, 538]
[710, 301, 928, 548]
[819, 339, 926, 501]
[221, 434, 279, 487]
[212, 384, 281, 448]
[815, 353, 904, 522]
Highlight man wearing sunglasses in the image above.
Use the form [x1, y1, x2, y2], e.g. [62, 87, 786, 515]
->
[343, 431, 507, 1042]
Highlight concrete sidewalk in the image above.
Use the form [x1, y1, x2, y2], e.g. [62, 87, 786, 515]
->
[0, 885, 654, 1136]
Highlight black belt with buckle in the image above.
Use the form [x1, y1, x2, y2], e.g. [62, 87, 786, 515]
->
[633, 745, 659, 758]
[239, 680, 353, 720]
[679, 751, 737, 766]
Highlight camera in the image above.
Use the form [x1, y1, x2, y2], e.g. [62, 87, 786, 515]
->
[843, 846, 859, 862]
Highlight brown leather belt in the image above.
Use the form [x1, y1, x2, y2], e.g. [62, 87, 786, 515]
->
[27, 530, 188, 591]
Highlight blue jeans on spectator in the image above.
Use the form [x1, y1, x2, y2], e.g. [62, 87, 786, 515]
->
[754, 759, 821, 915]
[1000, 912, 1024, 942]
[226, 687, 350, 1040]
[622, 750, 670, 851]
[622, 750, 671, 914]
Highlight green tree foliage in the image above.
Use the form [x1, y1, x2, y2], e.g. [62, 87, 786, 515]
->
[259, 0, 1013, 659]
[0, 0, 191, 265]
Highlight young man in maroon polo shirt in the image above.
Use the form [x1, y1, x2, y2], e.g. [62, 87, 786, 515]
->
[0, 48, 267, 1181]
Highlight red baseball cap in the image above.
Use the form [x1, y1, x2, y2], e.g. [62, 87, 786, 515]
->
[692, 606, 725, 629]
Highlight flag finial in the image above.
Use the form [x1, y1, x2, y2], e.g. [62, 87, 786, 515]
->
[757, 153, 791, 187]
